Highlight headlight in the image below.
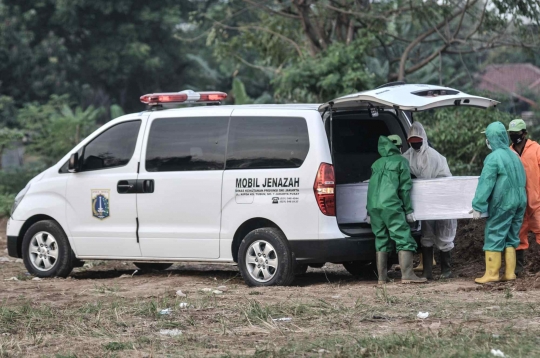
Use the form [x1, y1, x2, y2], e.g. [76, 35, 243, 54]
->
[10, 184, 30, 218]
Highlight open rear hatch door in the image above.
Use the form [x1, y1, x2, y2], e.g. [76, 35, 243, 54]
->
[319, 84, 498, 112]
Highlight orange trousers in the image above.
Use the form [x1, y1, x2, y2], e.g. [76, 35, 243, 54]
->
[517, 207, 540, 250]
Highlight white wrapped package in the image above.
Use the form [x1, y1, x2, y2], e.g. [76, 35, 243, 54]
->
[336, 176, 488, 223]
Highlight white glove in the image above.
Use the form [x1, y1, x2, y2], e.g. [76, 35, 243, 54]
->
[469, 209, 481, 220]
[406, 212, 416, 223]
[365, 215, 371, 224]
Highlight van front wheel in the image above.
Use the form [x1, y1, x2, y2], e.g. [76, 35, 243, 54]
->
[22, 220, 74, 278]
[238, 228, 295, 287]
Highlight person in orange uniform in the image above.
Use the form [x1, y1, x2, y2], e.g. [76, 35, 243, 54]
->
[508, 119, 540, 275]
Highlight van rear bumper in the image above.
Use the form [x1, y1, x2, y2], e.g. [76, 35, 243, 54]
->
[289, 236, 376, 264]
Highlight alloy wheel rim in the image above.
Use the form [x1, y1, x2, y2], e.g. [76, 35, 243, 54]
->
[29, 231, 59, 272]
[245, 240, 278, 283]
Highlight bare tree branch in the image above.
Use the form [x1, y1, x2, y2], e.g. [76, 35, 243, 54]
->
[293, 0, 327, 55]
[397, 0, 478, 80]
[232, 53, 278, 73]
[212, 19, 304, 57]
[241, 0, 300, 19]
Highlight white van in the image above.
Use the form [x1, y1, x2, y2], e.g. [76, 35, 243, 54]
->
[6, 83, 497, 286]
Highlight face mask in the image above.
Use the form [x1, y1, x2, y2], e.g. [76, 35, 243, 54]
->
[486, 139, 492, 150]
[509, 133, 524, 145]
[411, 142, 422, 151]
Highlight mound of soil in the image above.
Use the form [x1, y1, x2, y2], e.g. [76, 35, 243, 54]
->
[452, 219, 486, 277]
[451, 219, 540, 280]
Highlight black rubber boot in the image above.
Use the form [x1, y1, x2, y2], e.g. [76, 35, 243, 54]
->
[440, 250, 453, 279]
[515, 250, 525, 276]
[421, 246, 433, 280]
[399, 251, 427, 283]
[376, 252, 388, 284]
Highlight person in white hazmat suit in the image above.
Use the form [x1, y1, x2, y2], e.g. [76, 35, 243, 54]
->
[402, 122, 457, 279]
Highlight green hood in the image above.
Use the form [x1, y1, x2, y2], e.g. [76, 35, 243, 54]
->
[485, 121, 510, 151]
[378, 135, 401, 157]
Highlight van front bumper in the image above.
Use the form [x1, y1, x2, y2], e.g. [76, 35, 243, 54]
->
[6, 218, 24, 258]
[289, 236, 376, 264]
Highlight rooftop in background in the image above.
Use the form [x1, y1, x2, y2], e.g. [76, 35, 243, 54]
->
[477, 63, 540, 96]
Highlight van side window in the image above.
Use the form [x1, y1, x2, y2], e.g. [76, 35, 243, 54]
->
[81, 120, 141, 172]
[226, 117, 309, 169]
[145, 117, 228, 172]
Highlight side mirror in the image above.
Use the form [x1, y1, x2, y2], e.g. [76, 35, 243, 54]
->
[68, 153, 79, 173]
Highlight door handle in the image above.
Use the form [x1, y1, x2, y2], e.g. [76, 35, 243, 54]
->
[117, 180, 137, 194]
[142, 179, 154, 193]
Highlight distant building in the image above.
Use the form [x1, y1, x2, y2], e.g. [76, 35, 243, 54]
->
[476, 64, 540, 126]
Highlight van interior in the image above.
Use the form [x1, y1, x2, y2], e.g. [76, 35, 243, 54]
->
[325, 110, 411, 237]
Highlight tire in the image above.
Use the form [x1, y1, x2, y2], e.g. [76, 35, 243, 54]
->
[133, 262, 173, 271]
[343, 260, 378, 279]
[238, 228, 295, 287]
[22, 220, 74, 278]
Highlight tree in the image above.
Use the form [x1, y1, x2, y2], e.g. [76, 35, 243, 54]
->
[0, 0, 229, 113]
[205, 0, 540, 101]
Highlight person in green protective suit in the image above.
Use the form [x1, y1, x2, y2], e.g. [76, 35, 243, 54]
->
[470, 121, 527, 284]
[367, 136, 427, 284]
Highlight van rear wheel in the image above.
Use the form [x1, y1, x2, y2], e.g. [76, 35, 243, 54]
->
[238, 228, 295, 287]
[133, 262, 173, 272]
[22, 220, 74, 278]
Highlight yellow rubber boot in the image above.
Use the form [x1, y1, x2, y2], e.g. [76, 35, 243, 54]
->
[501, 247, 517, 281]
[413, 253, 424, 272]
[475, 251, 501, 284]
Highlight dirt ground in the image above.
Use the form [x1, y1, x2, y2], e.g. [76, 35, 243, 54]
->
[2, 218, 540, 357]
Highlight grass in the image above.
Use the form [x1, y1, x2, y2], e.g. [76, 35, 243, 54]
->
[1, 279, 540, 357]
[102, 341, 133, 351]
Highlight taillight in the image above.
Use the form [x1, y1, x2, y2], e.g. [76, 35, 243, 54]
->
[313, 163, 335, 216]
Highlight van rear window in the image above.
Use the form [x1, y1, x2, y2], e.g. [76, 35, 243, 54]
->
[226, 117, 309, 170]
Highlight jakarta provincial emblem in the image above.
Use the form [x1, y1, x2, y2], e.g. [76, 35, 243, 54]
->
[91, 189, 110, 220]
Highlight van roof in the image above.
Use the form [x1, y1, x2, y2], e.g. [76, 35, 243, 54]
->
[146, 103, 321, 113]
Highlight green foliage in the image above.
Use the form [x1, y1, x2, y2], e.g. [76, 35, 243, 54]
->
[0, 164, 45, 216]
[0, 193, 14, 217]
[0, 0, 226, 112]
[273, 37, 377, 102]
[0, 128, 23, 150]
[110, 104, 125, 120]
[18, 96, 101, 165]
[231, 78, 273, 105]
[416, 107, 515, 175]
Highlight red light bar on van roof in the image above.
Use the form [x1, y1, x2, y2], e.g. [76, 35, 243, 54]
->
[140, 90, 227, 106]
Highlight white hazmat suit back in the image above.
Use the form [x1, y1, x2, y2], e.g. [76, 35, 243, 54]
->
[403, 122, 457, 252]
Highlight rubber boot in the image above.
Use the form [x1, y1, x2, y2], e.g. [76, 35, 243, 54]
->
[376, 252, 388, 284]
[501, 247, 517, 281]
[420, 247, 433, 280]
[414, 253, 437, 272]
[515, 250, 525, 276]
[399, 251, 427, 283]
[439, 250, 453, 279]
[475, 251, 501, 284]
[413, 253, 424, 272]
